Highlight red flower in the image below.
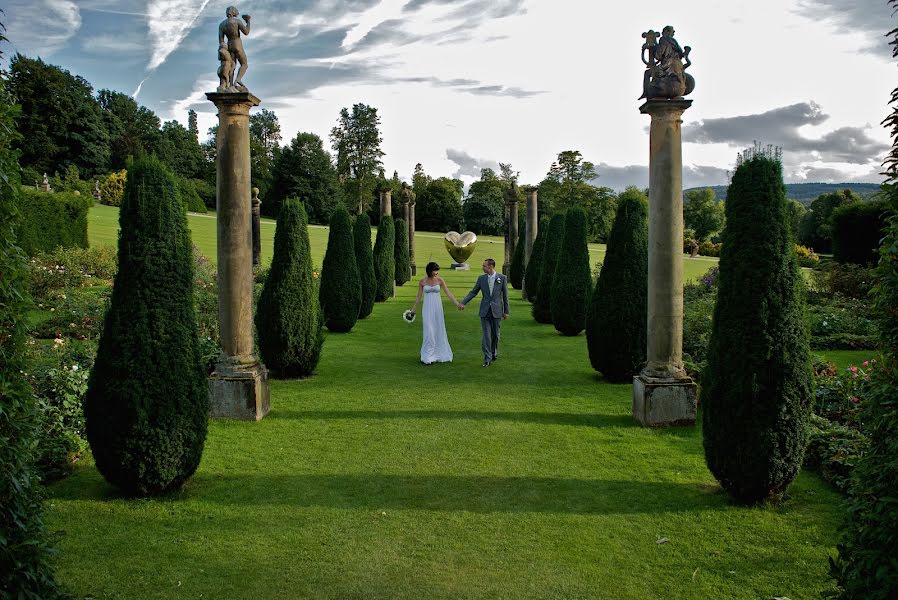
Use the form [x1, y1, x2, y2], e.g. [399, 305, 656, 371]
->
[851, 396, 860, 404]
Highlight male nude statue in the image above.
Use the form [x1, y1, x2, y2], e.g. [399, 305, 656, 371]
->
[219, 6, 250, 90]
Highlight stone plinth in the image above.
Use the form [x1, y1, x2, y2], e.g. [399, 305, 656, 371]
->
[408, 201, 417, 275]
[206, 90, 269, 420]
[633, 98, 693, 427]
[450, 263, 470, 270]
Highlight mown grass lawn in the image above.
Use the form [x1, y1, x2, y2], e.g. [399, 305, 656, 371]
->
[44, 204, 844, 599]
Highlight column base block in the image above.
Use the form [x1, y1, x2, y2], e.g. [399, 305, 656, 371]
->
[208, 357, 270, 421]
[632, 373, 696, 427]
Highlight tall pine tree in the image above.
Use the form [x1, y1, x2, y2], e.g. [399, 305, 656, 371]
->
[354, 213, 376, 318]
[320, 206, 362, 332]
[532, 213, 565, 323]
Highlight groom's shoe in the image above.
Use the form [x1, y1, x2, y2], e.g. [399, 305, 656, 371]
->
[482, 360, 491, 367]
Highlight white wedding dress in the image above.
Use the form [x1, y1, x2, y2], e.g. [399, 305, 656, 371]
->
[421, 284, 453, 364]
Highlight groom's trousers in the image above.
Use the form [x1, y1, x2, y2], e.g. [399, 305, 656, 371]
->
[481, 315, 501, 362]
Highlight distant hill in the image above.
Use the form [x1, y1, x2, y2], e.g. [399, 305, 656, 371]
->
[685, 182, 883, 205]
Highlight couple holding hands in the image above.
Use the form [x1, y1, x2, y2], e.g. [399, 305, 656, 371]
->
[409, 258, 510, 367]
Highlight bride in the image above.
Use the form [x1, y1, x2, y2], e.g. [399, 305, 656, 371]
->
[409, 262, 462, 364]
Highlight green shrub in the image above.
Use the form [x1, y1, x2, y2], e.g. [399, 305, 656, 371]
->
[795, 244, 820, 268]
[27, 245, 116, 302]
[354, 213, 376, 319]
[831, 200, 889, 266]
[319, 206, 362, 332]
[509, 235, 525, 290]
[810, 262, 877, 300]
[698, 240, 721, 257]
[394, 217, 411, 286]
[532, 213, 565, 323]
[100, 169, 127, 207]
[523, 217, 549, 302]
[702, 155, 811, 504]
[586, 188, 648, 381]
[373, 215, 395, 302]
[550, 207, 592, 336]
[192, 246, 220, 373]
[17, 187, 91, 255]
[256, 198, 324, 377]
[682, 266, 719, 376]
[84, 155, 208, 496]
[191, 178, 216, 209]
[805, 413, 867, 492]
[175, 175, 208, 213]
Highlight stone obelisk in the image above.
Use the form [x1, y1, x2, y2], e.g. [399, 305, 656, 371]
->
[632, 26, 697, 427]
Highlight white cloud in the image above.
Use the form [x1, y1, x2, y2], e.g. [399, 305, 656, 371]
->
[4, 0, 81, 57]
[146, 0, 212, 71]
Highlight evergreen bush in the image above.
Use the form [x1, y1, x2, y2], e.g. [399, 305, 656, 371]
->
[84, 155, 208, 497]
[702, 155, 811, 504]
[353, 213, 376, 319]
[394, 216, 411, 286]
[586, 188, 648, 381]
[509, 235, 525, 290]
[17, 187, 90, 255]
[256, 198, 324, 377]
[830, 200, 889, 266]
[523, 216, 549, 302]
[550, 207, 593, 336]
[319, 206, 362, 332]
[175, 175, 208, 213]
[532, 213, 565, 323]
[373, 215, 395, 301]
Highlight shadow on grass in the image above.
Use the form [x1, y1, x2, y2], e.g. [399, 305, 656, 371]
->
[268, 409, 636, 428]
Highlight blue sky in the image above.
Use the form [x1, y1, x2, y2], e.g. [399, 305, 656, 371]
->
[4, 0, 896, 189]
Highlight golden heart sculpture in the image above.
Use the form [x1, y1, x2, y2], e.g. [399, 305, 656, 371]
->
[444, 231, 478, 263]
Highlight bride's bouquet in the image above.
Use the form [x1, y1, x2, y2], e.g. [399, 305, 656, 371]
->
[402, 309, 416, 324]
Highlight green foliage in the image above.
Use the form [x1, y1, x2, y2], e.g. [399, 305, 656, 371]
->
[175, 175, 208, 213]
[509, 234, 526, 290]
[331, 104, 384, 213]
[811, 262, 877, 300]
[831, 200, 889, 266]
[538, 151, 617, 242]
[320, 207, 362, 332]
[799, 189, 860, 253]
[394, 217, 411, 286]
[353, 213, 376, 319]
[84, 155, 208, 496]
[550, 207, 592, 336]
[249, 109, 281, 201]
[787, 199, 807, 242]
[269, 131, 341, 222]
[157, 119, 205, 180]
[532, 213, 565, 323]
[192, 247, 220, 373]
[805, 413, 867, 493]
[523, 217, 549, 302]
[17, 187, 91, 255]
[98, 89, 162, 170]
[0, 73, 63, 598]
[703, 155, 811, 504]
[416, 177, 464, 233]
[190, 178, 215, 210]
[27, 245, 116, 302]
[100, 169, 127, 207]
[586, 188, 648, 381]
[683, 188, 725, 241]
[373, 215, 395, 302]
[256, 198, 324, 376]
[682, 267, 719, 377]
[464, 170, 506, 235]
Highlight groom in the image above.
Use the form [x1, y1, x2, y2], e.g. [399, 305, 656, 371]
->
[460, 258, 510, 367]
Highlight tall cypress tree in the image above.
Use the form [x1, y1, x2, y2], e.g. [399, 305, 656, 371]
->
[84, 155, 208, 496]
[509, 235, 526, 290]
[256, 198, 324, 377]
[394, 216, 411, 286]
[373, 216, 395, 301]
[702, 154, 811, 504]
[532, 213, 565, 323]
[523, 216, 549, 302]
[586, 188, 648, 381]
[320, 206, 362, 332]
[550, 207, 593, 336]
[353, 213, 376, 318]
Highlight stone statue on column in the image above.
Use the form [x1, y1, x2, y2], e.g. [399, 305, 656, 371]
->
[640, 25, 695, 100]
[218, 6, 251, 91]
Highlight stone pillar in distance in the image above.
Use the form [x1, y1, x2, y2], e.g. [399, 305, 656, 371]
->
[408, 192, 417, 276]
[503, 185, 519, 275]
[522, 185, 539, 298]
[632, 98, 696, 427]
[251, 187, 261, 268]
[380, 187, 392, 218]
[205, 91, 270, 421]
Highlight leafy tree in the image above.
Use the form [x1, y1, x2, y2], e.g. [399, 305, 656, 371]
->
[532, 212, 566, 323]
[394, 217, 411, 286]
[256, 198, 324, 376]
[319, 207, 362, 332]
[250, 108, 281, 200]
[799, 189, 860, 252]
[539, 150, 616, 242]
[550, 207, 593, 336]
[523, 216, 549, 302]
[464, 168, 506, 235]
[373, 216, 395, 301]
[412, 162, 431, 195]
[684, 187, 725, 241]
[509, 235, 526, 289]
[84, 155, 208, 496]
[188, 109, 199, 141]
[100, 169, 127, 207]
[702, 154, 811, 504]
[98, 89, 162, 169]
[416, 177, 464, 232]
[831, 200, 889, 266]
[157, 119, 204, 179]
[354, 213, 376, 318]
[786, 198, 807, 242]
[269, 131, 341, 222]
[586, 187, 648, 381]
[331, 103, 384, 213]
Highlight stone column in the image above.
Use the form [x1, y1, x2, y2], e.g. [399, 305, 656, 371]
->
[380, 187, 392, 218]
[524, 186, 538, 264]
[251, 187, 261, 268]
[408, 196, 417, 276]
[632, 98, 696, 427]
[205, 91, 270, 421]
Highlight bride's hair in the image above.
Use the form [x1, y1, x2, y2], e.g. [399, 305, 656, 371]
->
[425, 262, 440, 277]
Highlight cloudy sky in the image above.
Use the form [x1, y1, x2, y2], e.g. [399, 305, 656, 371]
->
[3, 0, 896, 189]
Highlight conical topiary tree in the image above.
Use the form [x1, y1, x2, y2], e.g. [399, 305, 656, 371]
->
[353, 213, 376, 319]
[586, 187, 648, 381]
[256, 198, 324, 377]
[703, 154, 811, 504]
[320, 206, 362, 332]
[523, 216, 549, 302]
[394, 216, 411, 286]
[532, 213, 565, 323]
[373, 216, 395, 301]
[509, 235, 525, 289]
[550, 207, 593, 336]
[84, 155, 208, 496]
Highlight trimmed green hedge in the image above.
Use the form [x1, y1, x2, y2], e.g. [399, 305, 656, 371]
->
[523, 216, 549, 302]
[532, 213, 565, 323]
[509, 235, 525, 290]
[84, 156, 208, 497]
[373, 216, 395, 302]
[702, 155, 811, 504]
[550, 207, 592, 336]
[354, 213, 376, 319]
[17, 187, 90, 255]
[394, 217, 411, 286]
[320, 206, 362, 332]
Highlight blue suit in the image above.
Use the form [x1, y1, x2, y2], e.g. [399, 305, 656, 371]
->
[462, 273, 510, 362]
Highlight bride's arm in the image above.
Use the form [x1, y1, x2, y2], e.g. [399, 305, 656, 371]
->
[439, 277, 461, 307]
[410, 279, 424, 313]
